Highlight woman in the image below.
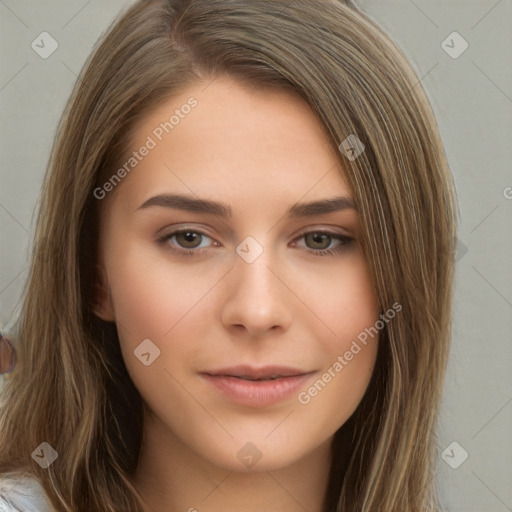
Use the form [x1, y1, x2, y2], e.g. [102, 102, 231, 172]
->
[0, 0, 457, 510]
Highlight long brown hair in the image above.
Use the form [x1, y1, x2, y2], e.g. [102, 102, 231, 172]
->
[0, 1, 457, 510]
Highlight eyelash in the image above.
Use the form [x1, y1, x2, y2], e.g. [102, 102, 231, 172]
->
[156, 228, 354, 257]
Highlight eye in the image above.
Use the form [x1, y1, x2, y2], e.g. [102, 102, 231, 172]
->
[171, 230, 206, 249]
[293, 230, 354, 256]
[156, 228, 216, 256]
[156, 227, 354, 257]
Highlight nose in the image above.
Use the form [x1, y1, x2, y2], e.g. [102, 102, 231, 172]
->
[220, 247, 293, 337]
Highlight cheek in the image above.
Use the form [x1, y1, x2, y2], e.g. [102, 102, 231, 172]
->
[105, 243, 218, 399]
[106, 241, 216, 339]
[303, 252, 379, 343]
[297, 331, 379, 439]
[296, 256, 380, 422]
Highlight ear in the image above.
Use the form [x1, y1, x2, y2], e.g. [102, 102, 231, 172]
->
[92, 264, 115, 322]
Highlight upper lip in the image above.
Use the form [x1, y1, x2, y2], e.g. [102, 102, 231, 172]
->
[202, 365, 312, 380]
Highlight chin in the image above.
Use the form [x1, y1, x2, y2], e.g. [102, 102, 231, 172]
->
[194, 434, 314, 474]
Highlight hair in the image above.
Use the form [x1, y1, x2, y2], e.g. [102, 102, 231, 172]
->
[0, 0, 457, 510]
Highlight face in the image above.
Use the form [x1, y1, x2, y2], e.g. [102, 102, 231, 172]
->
[94, 76, 380, 473]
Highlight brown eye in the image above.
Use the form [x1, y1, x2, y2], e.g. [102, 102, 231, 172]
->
[293, 230, 354, 257]
[156, 228, 216, 256]
[175, 231, 203, 249]
[304, 232, 332, 250]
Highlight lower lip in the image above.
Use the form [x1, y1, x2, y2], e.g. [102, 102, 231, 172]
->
[200, 373, 315, 407]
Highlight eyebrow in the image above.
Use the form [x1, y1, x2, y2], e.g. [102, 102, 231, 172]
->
[137, 193, 357, 217]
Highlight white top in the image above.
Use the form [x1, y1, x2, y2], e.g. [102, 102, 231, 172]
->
[0, 474, 53, 512]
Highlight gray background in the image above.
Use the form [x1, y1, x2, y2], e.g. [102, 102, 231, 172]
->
[1, 1, 511, 511]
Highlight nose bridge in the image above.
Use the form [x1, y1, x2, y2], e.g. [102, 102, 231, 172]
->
[234, 238, 280, 301]
[221, 236, 292, 333]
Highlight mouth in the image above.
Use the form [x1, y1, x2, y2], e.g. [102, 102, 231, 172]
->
[199, 365, 316, 407]
[202, 365, 311, 380]
[227, 375, 291, 381]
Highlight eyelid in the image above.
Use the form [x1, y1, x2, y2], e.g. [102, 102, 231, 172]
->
[156, 225, 350, 243]
[292, 225, 352, 239]
[156, 224, 354, 257]
[290, 228, 354, 255]
[156, 227, 217, 251]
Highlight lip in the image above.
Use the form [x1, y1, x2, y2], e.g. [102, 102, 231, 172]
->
[200, 365, 316, 407]
[203, 365, 311, 380]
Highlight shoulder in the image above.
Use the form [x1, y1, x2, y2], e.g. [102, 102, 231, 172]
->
[0, 473, 53, 512]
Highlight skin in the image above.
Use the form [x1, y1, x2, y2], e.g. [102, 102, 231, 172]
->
[94, 76, 379, 512]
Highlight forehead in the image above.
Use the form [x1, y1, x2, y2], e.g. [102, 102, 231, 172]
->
[109, 76, 352, 212]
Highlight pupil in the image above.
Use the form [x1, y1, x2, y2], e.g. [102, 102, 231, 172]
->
[308, 233, 329, 249]
[179, 231, 201, 248]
